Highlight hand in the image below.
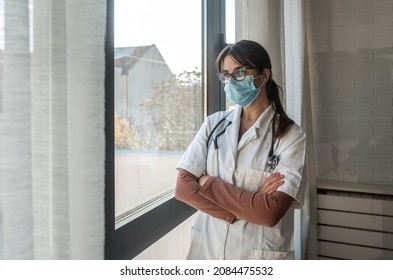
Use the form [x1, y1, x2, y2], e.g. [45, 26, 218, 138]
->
[198, 174, 210, 187]
[259, 172, 285, 194]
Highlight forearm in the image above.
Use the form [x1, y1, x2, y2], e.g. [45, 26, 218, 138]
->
[199, 176, 293, 226]
[175, 169, 236, 223]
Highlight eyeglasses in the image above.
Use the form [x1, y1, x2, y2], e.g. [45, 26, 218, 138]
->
[217, 67, 256, 83]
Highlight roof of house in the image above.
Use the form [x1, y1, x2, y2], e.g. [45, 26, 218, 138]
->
[114, 44, 168, 74]
[115, 45, 152, 60]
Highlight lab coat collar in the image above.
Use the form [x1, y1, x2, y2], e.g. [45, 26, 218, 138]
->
[230, 104, 276, 130]
[225, 105, 241, 161]
[253, 104, 276, 130]
[231, 104, 277, 151]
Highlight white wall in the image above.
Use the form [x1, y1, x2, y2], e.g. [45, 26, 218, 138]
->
[307, 0, 393, 185]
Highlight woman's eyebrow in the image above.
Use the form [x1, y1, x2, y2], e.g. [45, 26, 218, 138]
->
[222, 66, 244, 72]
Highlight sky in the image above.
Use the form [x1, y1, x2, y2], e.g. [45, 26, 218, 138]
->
[115, 0, 202, 74]
[115, 0, 234, 74]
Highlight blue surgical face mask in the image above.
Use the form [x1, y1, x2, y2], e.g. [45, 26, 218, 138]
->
[224, 75, 262, 107]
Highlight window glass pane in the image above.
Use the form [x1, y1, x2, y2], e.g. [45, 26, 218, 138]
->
[225, 0, 235, 109]
[114, 0, 202, 220]
[225, 0, 235, 44]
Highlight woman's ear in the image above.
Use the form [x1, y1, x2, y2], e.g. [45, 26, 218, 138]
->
[262, 68, 271, 83]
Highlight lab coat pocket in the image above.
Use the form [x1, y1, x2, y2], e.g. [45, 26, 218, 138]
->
[251, 249, 294, 260]
[186, 227, 204, 260]
[243, 168, 267, 192]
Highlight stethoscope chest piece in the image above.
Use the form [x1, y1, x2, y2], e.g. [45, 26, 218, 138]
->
[264, 155, 279, 173]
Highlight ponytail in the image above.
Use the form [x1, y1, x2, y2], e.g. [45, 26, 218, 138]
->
[266, 78, 294, 139]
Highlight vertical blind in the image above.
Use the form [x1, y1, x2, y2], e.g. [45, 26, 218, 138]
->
[0, 0, 106, 259]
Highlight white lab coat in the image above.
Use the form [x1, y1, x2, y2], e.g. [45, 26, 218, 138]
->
[176, 104, 306, 260]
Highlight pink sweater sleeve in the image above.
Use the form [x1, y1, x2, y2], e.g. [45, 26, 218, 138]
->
[199, 176, 293, 226]
[175, 169, 236, 223]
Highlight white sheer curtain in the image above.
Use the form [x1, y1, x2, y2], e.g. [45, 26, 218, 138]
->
[234, 0, 318, 259]
[281, 0, 318, 260]
[0, 0, 106, 259]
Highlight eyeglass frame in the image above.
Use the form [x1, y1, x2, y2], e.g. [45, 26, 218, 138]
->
[217, 67, 260, 83]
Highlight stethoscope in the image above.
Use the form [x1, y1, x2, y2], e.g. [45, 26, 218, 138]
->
[206, 111, 279, 173]
[264, 113, 280, 173]
[206, 111, 233, 150]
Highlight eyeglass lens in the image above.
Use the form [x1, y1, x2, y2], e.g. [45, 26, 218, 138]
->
[218, 68, 247, 83]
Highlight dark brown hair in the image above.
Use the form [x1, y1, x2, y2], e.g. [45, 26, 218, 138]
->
[215, 40, 294, 139]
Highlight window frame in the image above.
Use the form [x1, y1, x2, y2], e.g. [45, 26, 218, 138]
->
[104, 0, 226, 260]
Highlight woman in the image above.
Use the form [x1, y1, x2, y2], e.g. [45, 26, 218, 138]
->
[175, 40, 306, 260]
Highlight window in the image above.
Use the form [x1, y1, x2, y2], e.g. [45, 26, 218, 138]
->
[225, 0, 235, 44]
[224, 0, 235, 110]
[114, 0, 203, 226]
[105, 0, 226, 259]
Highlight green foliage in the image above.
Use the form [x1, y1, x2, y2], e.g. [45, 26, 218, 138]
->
[115, 68, 203, 151]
